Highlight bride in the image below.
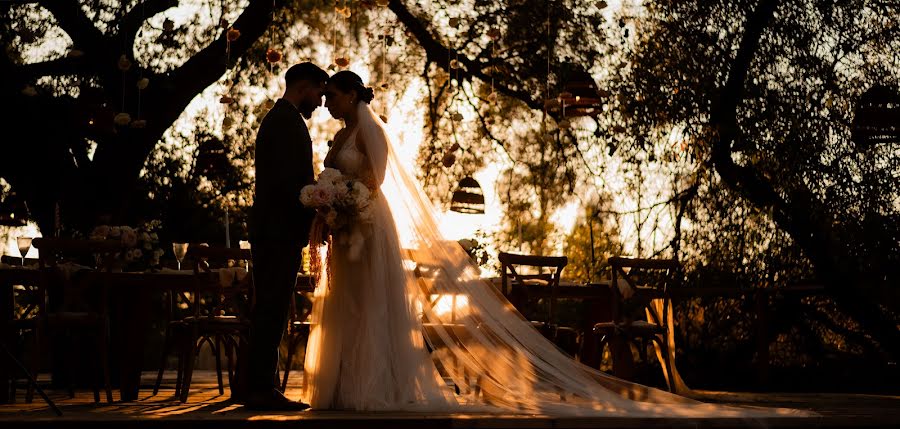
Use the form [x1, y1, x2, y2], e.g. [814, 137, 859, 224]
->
[301, 70, 810, 418]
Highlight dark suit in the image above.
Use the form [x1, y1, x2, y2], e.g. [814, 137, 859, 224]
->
[246, 98, 315, 392]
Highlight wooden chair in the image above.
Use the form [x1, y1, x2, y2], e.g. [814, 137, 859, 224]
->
[4, 267, 42, 403]
[498, 252, 578, 356]
[32, 237, 124, 403]
[279, 274, 314, 392]
[591, 257, 681, 392]
[151, 246, 252, 402]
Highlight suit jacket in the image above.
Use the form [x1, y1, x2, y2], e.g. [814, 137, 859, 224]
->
[250, 99, 315, 245]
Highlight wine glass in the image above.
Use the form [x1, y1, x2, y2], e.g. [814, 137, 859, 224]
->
[172, 242, 189, 270]
[17, 237, 32, 266]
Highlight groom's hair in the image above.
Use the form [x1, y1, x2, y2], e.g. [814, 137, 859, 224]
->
[285, 62, 328, 88]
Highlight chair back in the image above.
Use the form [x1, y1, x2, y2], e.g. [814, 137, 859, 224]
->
[608, 257, 681, 327]
[498, 252, 568, 325]
[181, 245, 253, 320]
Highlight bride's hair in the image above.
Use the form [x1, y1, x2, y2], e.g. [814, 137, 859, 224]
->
[328, 70, 375, 104]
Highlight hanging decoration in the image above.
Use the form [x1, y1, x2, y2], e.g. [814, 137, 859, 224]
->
[450, 177, 486, 214]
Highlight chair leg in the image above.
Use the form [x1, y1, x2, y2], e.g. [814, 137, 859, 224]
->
[179, 336, 198, 403]
[153, 326, 177, 396]
[214, 336, 224, 395]
[99, 327, 113, 403]
[281, 334, 296, 392]
[223, 337, 235, 389]
[25, 328, 40, 403]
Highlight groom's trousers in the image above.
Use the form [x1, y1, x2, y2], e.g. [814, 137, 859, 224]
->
[244, 240, 305, 393]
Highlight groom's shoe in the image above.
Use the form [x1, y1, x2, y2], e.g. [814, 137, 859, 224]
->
[242, 388, 311, 411]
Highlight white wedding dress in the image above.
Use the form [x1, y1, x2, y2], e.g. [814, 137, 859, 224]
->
[301, 102, 812, 418]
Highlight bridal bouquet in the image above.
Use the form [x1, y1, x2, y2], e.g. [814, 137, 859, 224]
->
[300, 168, 375, 231]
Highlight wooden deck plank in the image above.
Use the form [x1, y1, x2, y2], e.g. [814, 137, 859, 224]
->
[1, 371, 898, 428]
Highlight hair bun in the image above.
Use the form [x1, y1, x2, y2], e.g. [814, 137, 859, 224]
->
[360, 86, 375, 104]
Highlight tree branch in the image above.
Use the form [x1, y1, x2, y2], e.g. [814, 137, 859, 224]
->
[17, 55, 88, 79]
[41, 2, 106, 51]
[120, 0, 179, 54]
[168, 1, 279, 104]
[389, 0, 544, 111]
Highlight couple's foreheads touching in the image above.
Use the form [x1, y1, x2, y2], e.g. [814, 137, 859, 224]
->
[282, 62, 374, 121]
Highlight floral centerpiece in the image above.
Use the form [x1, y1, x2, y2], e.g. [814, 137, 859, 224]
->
[89, 221, 164, 271]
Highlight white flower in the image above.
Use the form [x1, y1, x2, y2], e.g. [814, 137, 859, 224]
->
[90, 225, 110, 240]
[352, 181, 371, 205]
[317, 168, 342, 185]
[121, 230, 138, 247]
[309, 185, 335, 207]
[300, 185, 316, 206]
[109, 227, 121, 238]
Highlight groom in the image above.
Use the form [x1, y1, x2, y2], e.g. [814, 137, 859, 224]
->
[244, 62, 328, 410]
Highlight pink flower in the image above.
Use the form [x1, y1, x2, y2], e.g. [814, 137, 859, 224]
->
[310, 186, 334, 207]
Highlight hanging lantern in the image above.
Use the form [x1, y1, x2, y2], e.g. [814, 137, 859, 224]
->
[117, 54, 132, 71]
[556, 62, 603, 117]
[0, 192, 29, 227]
[130, 119, 147, 129]
[195, 139, 228, 177]
[136, 78, 150, 90]
[21, 85, 37, 97]
[851, 85, 900, 149]
[450, 177, 485, 214]
[114, 112, 132, 126]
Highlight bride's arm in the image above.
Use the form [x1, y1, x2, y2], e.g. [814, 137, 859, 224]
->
[355, 134, 384, 191]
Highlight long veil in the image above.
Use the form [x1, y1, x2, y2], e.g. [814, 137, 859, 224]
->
[316, 102, 810, 418]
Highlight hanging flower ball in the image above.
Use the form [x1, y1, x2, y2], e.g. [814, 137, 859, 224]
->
[487, 28, 501, 41]
[131, 119, 147, 129]
[266, 48, 282, 63]
[118, 55, 132, 71]
[227, 28, 241, 42]
[442, 152, 457, 168]
[162, 18, 175, 32]
[219, 95, 235, 104]
[451, 112, 464, 121]
[379, 114, 388, 123]
[223, 116, 234, 129]
[67, 49, 84, 58]
[114, 112, 132, 126]
[265, 99, 276, 109]
[22, 85, 37, 97]
[136, 78, 150, 90]
[450, 59, 460, 69]
[335, 57, 350, 67]
[335, 6, 351, 18]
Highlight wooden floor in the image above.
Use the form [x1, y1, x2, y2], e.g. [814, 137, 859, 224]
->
[2, 371, 899, 428]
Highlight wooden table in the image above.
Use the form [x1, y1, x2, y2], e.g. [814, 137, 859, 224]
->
[0, 267, 41, 403]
